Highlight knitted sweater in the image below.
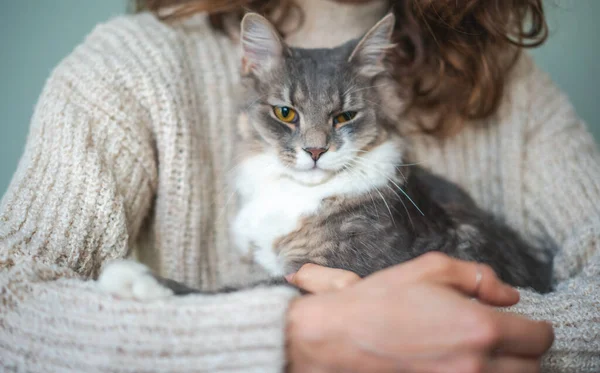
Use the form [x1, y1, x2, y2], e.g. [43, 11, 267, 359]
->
[1, 12, 599, 373]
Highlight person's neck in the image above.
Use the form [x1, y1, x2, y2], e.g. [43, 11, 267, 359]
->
[282, 0, 390, 48]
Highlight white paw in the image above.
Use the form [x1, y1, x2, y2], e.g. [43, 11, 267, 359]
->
[97, 260, 174, 301]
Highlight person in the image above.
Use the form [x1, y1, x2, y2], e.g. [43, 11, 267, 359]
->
[0, 0, 598, 372]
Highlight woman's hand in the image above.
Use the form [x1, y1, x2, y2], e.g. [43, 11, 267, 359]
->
[285, 253, 554, 373]
[285, 265, 361, 293]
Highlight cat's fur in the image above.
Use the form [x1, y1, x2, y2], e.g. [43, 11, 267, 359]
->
[98, 13, 553, 300]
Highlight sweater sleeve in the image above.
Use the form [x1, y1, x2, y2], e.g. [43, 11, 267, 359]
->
[0, 18, 297, 373]
[509, 61, 600, 372]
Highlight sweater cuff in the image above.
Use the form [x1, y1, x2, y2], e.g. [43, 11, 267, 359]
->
[1, 259, 300, 373]
[552, 220, 600, 282]
[506, 277, 600, 372]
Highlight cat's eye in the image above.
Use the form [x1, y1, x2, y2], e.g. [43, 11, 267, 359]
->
[273, 106, 299, 124]
[333, 111, 357, 126]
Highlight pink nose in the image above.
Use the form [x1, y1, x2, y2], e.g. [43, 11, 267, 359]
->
[303, 147, 328, 161]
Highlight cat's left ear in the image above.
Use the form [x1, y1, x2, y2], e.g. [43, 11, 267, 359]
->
[240, 13, 285, 76]
[349, 13, 396, 76]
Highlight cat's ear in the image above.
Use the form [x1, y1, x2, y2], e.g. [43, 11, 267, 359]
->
[348, 13, 396, 76]
[240, 13, 285, 76]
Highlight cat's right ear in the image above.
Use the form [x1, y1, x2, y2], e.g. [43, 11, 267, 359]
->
[240, 13, 285, 76]
[348, 13, 396, 77]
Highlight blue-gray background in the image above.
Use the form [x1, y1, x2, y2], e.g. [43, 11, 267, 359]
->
[1, 1, 599, 194]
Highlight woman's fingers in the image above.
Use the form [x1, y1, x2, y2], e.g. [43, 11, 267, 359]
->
[486, 356, 542, 373]
[288, 254, 520, 306]
[440, 355, 541, 373]
[491, 312, 555, 357]
[439, 261, 519, 306]
[471, 265, 520, 306]
[287, 263, 361, 293]
[395, 253, 520, 306]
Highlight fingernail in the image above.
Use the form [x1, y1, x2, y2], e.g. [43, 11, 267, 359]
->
[285, 273, 295, 283]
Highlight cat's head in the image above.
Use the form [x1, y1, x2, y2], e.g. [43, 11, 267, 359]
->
[239, 12, 403, 185]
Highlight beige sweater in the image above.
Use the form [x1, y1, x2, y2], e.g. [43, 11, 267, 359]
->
[1, 12, 599, 373]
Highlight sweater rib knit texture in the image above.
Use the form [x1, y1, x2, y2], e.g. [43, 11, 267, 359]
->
[1, 13, 599, 373]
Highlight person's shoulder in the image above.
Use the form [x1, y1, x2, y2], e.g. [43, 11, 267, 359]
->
[500, 52, 566, 115]
[504, 51, 569, 105]
[502, 51, 591, 140]
[82, 11, 231, 56]
[44, 12, 236, 110]
[56, 12, 230, 76]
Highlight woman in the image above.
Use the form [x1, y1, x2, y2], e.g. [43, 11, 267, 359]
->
[0, 0, 597, 372]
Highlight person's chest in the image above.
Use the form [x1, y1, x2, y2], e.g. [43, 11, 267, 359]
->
[407, 112, 529, 235]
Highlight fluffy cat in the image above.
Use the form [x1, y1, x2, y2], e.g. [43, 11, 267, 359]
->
[98, 13, 553, 300]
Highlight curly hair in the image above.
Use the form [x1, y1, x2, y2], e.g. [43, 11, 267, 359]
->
[136, 0, 547, 137]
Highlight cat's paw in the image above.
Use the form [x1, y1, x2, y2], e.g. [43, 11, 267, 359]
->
[97, 260, 174, 301]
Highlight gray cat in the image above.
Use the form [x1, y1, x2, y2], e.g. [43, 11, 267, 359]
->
[98, 13, 552, 299]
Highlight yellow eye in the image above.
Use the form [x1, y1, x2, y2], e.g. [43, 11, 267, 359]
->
[273, 106, 299, 124]
[333, 111, 357, 126]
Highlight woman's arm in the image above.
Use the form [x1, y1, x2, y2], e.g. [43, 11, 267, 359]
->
[0, 16, 298, 372]
[511, 58, 600, 371]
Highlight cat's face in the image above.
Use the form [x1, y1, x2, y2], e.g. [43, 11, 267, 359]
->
[239, 13, 402, 185]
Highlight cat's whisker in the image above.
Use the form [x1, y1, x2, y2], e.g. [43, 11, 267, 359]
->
[352, 157, 425, 217]
[342, 84, 358, 98]
[224, 160, 245, 178]
[342, 164, 380, 220]
[352, 158, 413, 226]
[362, 99, 384, 109]
[216, 190, 237, 221]
[398, 162, 424, 167]
[382, 176, 423, 217]
[375, 188, 396, 227]
[342, 73, 361, 97]
[353, 156, 408, 192]
[345, 83, 391, 96]
[346, 160, 397, 225]
[352, 151, 424, 169]
[354, 154, 423, 168]
[244, 94, 267, 112]
[397, 168, 408, 185]
[351, 150, 423, 166]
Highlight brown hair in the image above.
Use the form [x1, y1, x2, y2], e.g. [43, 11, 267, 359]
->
[137, 0, 547, 137]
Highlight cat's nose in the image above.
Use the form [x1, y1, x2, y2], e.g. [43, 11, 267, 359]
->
[303, 147, 328, 161]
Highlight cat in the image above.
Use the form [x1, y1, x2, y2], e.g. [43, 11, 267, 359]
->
[98, 13, 553, 300]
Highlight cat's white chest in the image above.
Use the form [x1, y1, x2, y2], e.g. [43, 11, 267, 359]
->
[231, 143, 402, 275]
[232, 176, 324, 275]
